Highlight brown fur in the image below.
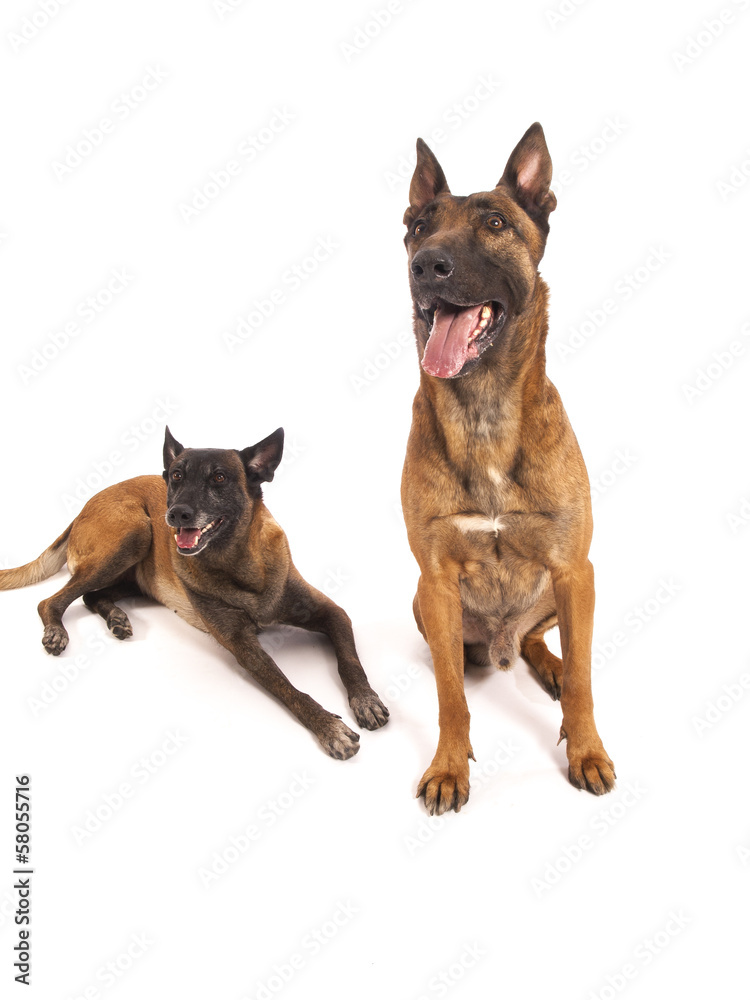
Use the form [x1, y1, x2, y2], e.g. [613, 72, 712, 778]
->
[401, 123, 615, 813]
[1, 435, 389, 758]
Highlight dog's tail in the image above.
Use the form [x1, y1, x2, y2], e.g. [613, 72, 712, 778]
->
[0, 524, 72, 590]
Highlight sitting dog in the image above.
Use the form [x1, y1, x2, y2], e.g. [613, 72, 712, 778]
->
[400, 123, 615, 812]
[1, 427, 388, 758]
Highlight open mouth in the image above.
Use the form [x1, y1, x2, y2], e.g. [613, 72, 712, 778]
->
[173, 518, 224, 555]
[420, 299, 506, 379]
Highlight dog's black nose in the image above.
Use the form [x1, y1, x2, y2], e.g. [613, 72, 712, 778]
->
[411, 248, 455, 280]
[168, 504, 195, 526]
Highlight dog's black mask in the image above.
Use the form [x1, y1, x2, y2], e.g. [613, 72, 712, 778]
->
[161, 426, 284, 556]
[403, 122, 556, 379]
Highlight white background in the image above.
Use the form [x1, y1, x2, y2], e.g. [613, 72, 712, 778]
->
[1, 1, 748, 997]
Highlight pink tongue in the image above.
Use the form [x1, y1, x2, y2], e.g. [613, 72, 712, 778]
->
[176, 528, 201, 549]
[421, 304, 484, 378]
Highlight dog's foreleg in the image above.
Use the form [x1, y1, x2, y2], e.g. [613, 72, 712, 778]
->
[192, 598, 362, 760]
[278, 575, 389, 731]
[415, 569, 474, 815]
[552, 559, 616, 794]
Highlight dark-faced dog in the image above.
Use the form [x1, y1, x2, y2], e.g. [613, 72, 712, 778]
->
[401, 123, 615, 813]
[0, 427, 388, 757]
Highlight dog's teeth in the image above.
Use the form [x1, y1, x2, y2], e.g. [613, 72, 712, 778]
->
[481, 305, 491, 319]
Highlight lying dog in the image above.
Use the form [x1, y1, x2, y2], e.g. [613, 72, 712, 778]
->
[401, 123, 615, 812]
[1, 427, 388, 757]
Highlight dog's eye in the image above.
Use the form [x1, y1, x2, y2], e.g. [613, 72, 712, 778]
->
[486, 214, 505, 229]
[213, 472, 226, 484]
[171, 470, 182, 482]
[413, 220, 427, 236]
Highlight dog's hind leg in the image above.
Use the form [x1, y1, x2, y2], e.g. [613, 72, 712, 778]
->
[83, 578, 143, 640]
[521, 613, 562, 700]
[38, 525, 151, 656]
[278, 572, 389, 731]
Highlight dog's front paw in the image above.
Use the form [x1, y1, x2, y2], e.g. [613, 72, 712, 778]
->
[567, 747, 616, 795]
[42, 625, 68, 656]
[349, 689, 390, 730]
[314, 715, 361, 760]
[417, 757, 470, 815]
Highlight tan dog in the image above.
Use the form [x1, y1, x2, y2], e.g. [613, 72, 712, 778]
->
[401, 123, 615, 813]
[1, 428, 388, 757]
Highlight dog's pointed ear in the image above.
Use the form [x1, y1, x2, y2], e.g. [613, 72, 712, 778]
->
[404, 139, 451, 227]
[241, 428, 284, 485]
[163, 426, 184, 480]
[498, 122, 556, 223]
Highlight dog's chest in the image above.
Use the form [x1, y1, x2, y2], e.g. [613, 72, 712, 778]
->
[450, 512, 506, 538]
[448, 465, 516, 540]
[137, 569, 208, 632]
[451, 475, 552, 621]
[445, 462, 555, 569]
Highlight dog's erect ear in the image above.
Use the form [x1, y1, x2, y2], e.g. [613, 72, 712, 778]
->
[163, 426, 185, 472]
[498, 122, 557, 223]
[241, 428, 284, 485]
[404, 139, 451, 227]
